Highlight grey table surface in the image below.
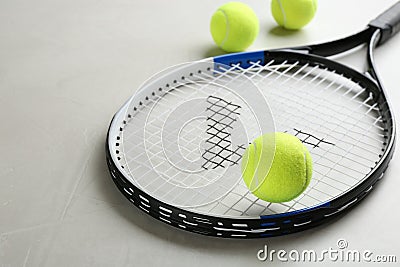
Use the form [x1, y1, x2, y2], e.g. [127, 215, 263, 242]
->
[1, 0, 400, 266]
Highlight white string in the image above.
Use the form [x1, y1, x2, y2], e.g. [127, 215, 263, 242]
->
[118, 59, 387, 217]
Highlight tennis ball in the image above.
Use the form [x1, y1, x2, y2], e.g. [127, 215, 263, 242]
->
[271, 0, 318, 30]
[210, 2, 259, 52]
[241, 132, 312, 203]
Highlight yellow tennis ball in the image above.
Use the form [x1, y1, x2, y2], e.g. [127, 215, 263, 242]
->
[241, 132, 313, 203]
[271, 0, 318, 30]
[210, 2, 259, 52]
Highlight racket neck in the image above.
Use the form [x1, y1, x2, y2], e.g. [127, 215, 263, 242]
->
[366, 29, 383, 88]
[284, 28, 375, 57]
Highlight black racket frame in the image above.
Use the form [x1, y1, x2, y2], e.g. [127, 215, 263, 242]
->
[105, 2, 399, 238]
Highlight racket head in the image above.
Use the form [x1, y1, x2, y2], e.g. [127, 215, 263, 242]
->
[106, 49, 395, 238]
[109, 60, 276, 208]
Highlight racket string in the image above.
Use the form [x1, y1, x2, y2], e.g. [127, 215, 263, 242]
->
[257, 64, 385, 149]
[118, 59, 388, 217]
[252, 62, 383, 133]
[220, 62, 384, 214]
[258, 72, 384, 211]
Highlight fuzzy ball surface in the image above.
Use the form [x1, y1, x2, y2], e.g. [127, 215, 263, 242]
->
[271, 0, 318, 30]
[210, 2, 259, 52]
[241, 132, 313, 203]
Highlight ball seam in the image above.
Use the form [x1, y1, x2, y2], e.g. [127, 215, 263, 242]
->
[276, 0, 287, 28]
[218, 9, 230, 48]
[252, 141, 259, 191]
[302, 150, 308, 191]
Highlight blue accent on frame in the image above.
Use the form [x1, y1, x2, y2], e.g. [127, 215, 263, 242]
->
[259, 202, 331, 219]
[283, 220, 291, 224]
[260, 222, 276, 227]
[260, 233, 273, 237]
[213, 51, 265, 69]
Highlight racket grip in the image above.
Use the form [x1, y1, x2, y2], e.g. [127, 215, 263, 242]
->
[369, 1, 400, 44]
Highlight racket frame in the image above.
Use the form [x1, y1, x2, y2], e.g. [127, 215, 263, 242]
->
[106, 2, 400, 237]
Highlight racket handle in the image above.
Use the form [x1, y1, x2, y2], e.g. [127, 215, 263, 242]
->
[369, 1, 400, 44]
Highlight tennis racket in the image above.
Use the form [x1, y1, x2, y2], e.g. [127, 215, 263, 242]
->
[106, 2, 399, 238]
